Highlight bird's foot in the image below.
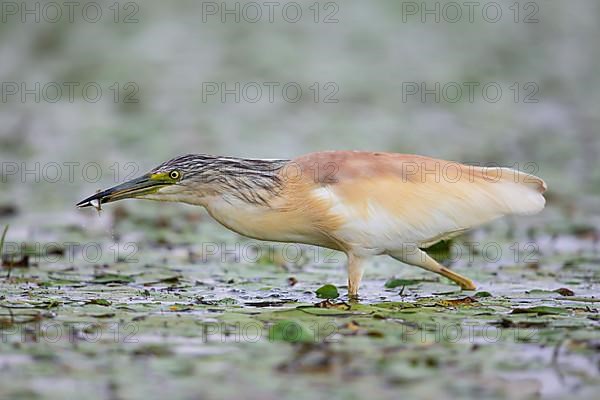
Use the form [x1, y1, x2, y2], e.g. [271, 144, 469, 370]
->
[440, 267, 476, 290]
[458, 278, 476, 291]
[347, 293, 360, 303]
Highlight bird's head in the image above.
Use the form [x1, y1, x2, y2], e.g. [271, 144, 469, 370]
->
[77, 154, 289, 209]
[76, 155, 219, 209]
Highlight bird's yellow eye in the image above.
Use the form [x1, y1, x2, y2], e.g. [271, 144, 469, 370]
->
[169, 170, 181, 180]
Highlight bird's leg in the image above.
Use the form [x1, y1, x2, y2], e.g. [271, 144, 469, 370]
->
[388, 247, 476, 290]
[347, 254, 365, 299]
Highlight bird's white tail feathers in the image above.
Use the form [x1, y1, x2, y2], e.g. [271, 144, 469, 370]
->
[406, 165, 548, 247]
[472, 166, 547, 216]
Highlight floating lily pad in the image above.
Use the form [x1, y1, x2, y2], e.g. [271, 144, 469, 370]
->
[511, 306, 569, 315]
[268, 320, 315, 343]
[315, 284, 339, 299]
[384, 278, 422, 288]
[88, 299, 111, 306]
[554, 288, 575, 296]
[90, 274, 135, 284]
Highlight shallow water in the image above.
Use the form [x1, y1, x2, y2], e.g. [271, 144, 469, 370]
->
[1, 204, 598, 399]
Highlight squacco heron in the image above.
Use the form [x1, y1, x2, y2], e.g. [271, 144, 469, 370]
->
[77, 151, 547, 298]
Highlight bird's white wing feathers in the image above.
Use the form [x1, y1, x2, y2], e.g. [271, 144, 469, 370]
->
[312, 165, 547, 253]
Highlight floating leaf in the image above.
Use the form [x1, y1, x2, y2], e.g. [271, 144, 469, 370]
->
[511, 306, 569, 315]
[88, 299, 111, 306]
[89, 312, 116, 319]
[366, 330, 385, 338]
[216, 297, 238, 306]
[315, 284, 339, 299]
[554, 288, 575, 296]
[313, 299, 349, 310]
[384, 278, 421, 288]
[494, 318, 549, 328]
[169, 304, 192, 312]
[142, 275, 182, 286]
[160, 276, 181, 284]
[268, 320, 314, 343]
[245, 299, 297, 307]
[132, 344, 173, 357]
[554, 297, 599, 303]
[437, 297, 478, 307]
[91, 274, 134, 285]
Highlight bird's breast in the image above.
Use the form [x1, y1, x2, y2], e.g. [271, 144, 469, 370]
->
[204, 195, 339, 247]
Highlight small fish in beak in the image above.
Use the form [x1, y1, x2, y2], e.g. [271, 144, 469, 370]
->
[77, 193, 103, 215]
[90, 196, 102, 214]
[77, 174, 168, 211]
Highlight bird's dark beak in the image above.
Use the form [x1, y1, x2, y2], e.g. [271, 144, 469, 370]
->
[76, 174, 167, 208]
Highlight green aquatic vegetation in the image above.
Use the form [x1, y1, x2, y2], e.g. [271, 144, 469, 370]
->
[0, 218, 599, 399]
[511, 306, 570, 316]
[384, 278, 424, 288]
[268, 320, 315, 343]
[315, 284, 339, 299]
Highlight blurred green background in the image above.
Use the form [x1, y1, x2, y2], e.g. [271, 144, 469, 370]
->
[1, 0, 599, 214]
[1, 3, 600, 399]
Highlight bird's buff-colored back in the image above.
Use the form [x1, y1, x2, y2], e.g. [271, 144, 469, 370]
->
[206, 151, 546, 257]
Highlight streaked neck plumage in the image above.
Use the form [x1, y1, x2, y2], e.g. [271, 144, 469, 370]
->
[153, 154, 290, 207]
